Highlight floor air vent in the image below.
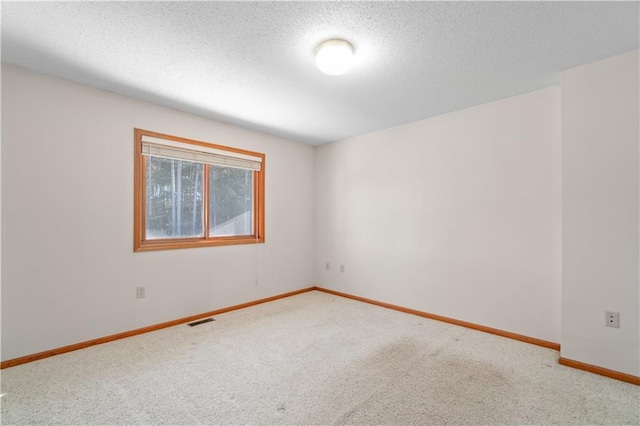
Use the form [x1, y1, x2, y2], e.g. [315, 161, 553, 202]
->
[188, 318, 215, 327]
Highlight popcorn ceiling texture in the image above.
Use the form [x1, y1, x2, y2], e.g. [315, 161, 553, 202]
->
[1, 2, 638, 144]
[1, 291, 638, 425]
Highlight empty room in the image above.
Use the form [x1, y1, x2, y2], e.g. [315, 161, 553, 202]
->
[1, 1, 639, 425]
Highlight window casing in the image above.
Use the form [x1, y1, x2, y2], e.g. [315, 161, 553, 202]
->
[134, 128, 265, 251]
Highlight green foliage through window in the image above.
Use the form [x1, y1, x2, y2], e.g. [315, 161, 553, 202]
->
[146, 157, 204, 239]
[145, 158, 254, 239]
[210, 166, 253, 236]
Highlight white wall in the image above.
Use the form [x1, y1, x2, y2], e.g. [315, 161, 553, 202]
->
[1, 65, 315, 361]
[561, 50, 639, 376]
[0, 66, 3, 361]
[315, 87, 562, 343]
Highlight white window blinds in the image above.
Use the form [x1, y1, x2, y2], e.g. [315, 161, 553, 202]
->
[141, 135, 262, 171]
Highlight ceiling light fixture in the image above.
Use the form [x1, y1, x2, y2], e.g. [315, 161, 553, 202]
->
[315, 39, 354, 76]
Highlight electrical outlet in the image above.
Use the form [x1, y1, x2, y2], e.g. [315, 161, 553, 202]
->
[136, 286, 145, 299]
[340, 264, 345, 273]
[606, 311, 619, 328]
[325, 262, 330, 271]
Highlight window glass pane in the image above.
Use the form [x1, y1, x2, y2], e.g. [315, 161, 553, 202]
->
[209, 165, 254, 237]
[146, 157, 204, 239]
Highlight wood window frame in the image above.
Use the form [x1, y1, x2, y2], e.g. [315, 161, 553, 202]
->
[134, 128, 265, 252]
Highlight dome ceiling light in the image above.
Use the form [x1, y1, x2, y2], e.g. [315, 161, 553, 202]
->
[315, 39, 354, 76]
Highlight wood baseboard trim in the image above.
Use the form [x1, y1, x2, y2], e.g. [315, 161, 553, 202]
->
[6, 286, 636, 386]
[559, 357, 640, 385]
[1, 286, 315, 369]
[313, 286, 561, 351]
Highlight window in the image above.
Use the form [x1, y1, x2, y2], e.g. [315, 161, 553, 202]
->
[134, 129, 265, 251]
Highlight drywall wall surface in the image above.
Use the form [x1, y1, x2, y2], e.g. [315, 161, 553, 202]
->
[1, 65, 314, 361]
[561, 50, 639, 376]
[0, 66, 3, 361]
[315, 87, 562, 343]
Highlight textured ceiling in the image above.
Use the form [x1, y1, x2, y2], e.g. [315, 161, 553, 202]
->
[2, 2, 638, 145]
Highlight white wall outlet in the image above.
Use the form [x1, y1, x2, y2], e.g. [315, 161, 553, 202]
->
[325, 262, 330, 270]
[136, 286, 145, 299]
[605, 311, 619, 328]
[340, 264, 345, 273]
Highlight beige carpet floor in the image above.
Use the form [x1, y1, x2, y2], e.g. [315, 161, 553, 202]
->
[1, 290, 638, 425]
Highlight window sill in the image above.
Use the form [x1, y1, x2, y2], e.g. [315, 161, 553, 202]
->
[134, 236, 265, 252]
